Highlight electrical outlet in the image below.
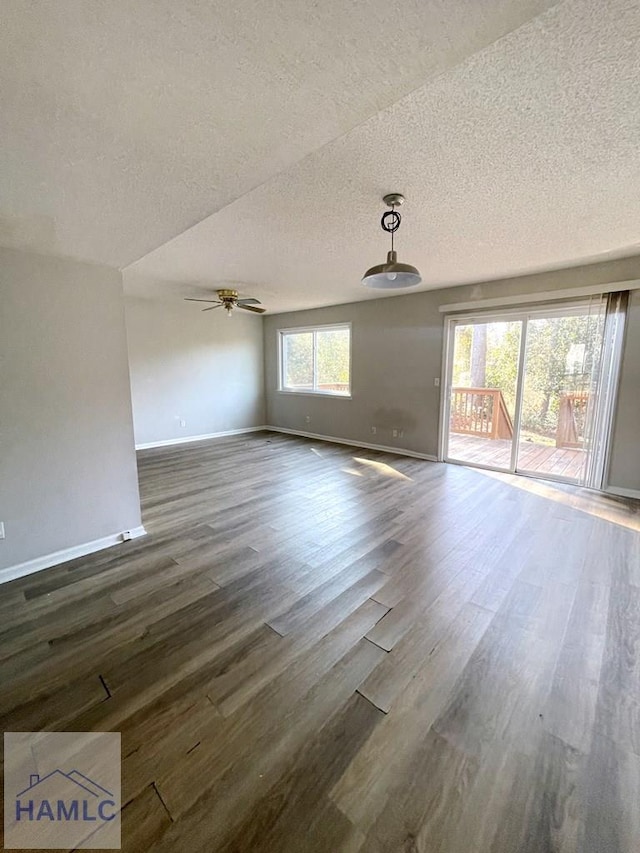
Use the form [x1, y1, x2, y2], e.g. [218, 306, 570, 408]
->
[180, 419, 186, 428]
[305, 415, 311, 424]
[370, 426, 377, 435]
[392, 429, 398, 438]
[434, 377, 440, 387]
[0, 522, 4, 539]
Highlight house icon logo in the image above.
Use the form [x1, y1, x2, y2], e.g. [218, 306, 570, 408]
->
[15, 768, 117, 823]
[4, 731, 121, 849]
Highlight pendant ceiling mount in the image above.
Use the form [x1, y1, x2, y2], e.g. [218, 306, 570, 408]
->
[362, 193, 422, 290]
[382, 192, 406, 208]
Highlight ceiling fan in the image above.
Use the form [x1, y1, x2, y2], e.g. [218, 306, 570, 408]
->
[184, 288, 266, 316]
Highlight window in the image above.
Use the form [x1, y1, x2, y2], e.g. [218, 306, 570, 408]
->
[279, 324, 351, 396]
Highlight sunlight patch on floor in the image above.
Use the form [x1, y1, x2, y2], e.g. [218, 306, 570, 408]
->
[475, 467, 640, 532]
[352, 457, 413, 482]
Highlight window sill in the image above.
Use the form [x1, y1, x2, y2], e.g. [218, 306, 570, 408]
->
[277, 389, 352, 399]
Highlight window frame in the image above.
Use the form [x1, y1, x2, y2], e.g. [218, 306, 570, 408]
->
[277, 322, 352, 398]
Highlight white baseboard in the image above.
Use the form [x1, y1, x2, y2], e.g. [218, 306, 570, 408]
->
[605, 485, 640, 500]
[265, 425, 438, 461]
[135, 425, 267, 450]
[0, 525, 147, 586]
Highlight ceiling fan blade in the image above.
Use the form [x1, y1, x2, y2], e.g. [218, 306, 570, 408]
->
[202, 304, 224, 311]
[237, 298, 261, 305]
[184, 297, 220, 303]
[238, 304, 266, 314]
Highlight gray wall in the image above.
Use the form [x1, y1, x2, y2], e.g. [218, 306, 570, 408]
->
[265, 292, 441, 456]
[0, 247, 142, 570]
[264, 255, 640, 489]
[125, 297, 265, 447]
[608, 288, 640, 492]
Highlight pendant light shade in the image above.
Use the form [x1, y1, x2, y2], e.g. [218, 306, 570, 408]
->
[362, 193, 422, 290]
[362, 250, 422, 289]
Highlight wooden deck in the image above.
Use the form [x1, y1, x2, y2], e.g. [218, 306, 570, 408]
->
[448, 433, 587, 480]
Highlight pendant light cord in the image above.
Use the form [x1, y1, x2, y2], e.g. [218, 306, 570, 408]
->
[391, 206, 395, 253]
[381, 203, 401, 254]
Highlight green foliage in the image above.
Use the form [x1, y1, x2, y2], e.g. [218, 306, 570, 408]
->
[283, 328, 350, 390]
[518, 314, 603, 436]
[452, 313, 604, 438]
[283, 332, 313, 387]
[485, 323, 521, 412]
[453, 322, 520, 410]
[452, 326, 472, 386]
[317, 329, 350, 385]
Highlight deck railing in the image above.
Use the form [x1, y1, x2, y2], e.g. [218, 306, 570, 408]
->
[556, 393, 589, 448]
[450, 387, 514, 440]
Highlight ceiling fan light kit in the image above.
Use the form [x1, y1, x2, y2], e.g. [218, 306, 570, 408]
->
[362, 193, 422, 289]
[218, 288, 240, 317]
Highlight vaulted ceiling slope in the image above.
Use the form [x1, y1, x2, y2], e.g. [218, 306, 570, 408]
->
[1, 0, 556, 266]
[125, 0, 640, 312]
[4, 2, 640, 314]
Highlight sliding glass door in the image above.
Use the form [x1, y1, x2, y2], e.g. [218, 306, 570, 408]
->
[447, 319, 522, 471]
[515, 306, 605, 482]
[443, 297, 619, 487]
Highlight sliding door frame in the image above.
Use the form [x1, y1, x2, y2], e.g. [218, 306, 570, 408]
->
[589, 291, 629, 490]
[439, 297, 613, 485]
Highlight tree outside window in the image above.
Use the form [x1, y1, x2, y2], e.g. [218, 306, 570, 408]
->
[280, 325, 351, 396]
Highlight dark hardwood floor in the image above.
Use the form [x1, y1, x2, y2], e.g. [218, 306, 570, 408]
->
[1, 431, 639, 851]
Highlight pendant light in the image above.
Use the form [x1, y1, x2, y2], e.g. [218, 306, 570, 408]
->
[362, 193, 422, 289]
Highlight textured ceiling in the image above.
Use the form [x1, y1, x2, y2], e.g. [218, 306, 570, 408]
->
[0, 0, 554, 267]
[3, 1, 639, 314]
[124, 0, 640, 312]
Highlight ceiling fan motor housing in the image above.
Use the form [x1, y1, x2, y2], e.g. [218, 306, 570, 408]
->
[217, 289, 239, 302]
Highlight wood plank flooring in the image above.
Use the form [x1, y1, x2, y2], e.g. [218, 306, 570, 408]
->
[1, 430, 639, 852]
